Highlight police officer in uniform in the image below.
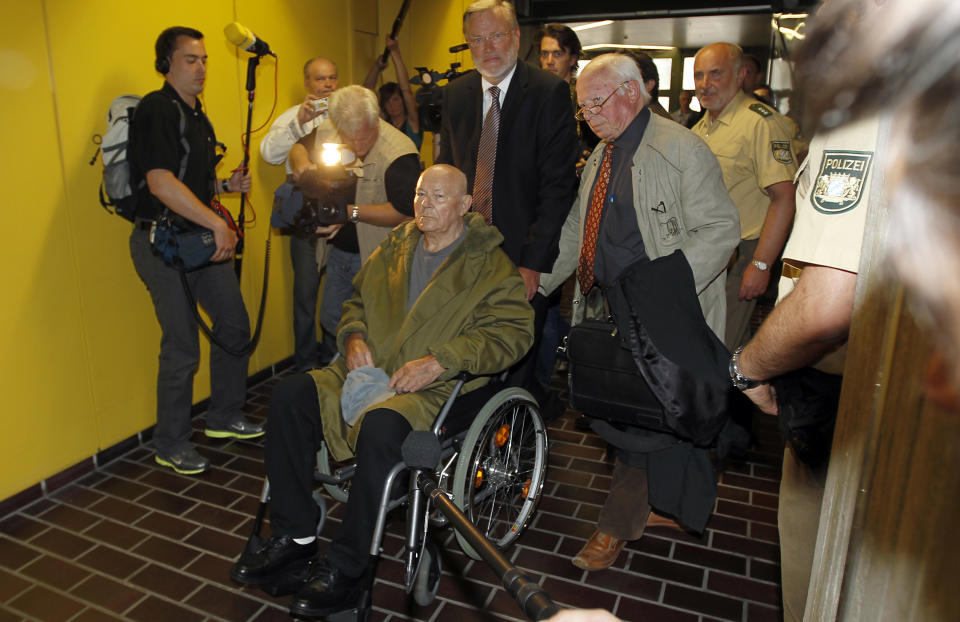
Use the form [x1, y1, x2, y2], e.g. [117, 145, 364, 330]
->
[730, 115, 882, 622]
[692, 42, 798, 351]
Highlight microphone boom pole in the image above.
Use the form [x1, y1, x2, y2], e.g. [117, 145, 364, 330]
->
[234, 53, 261, 280]
[379, 0, 412, 64]
[224, 22, 275, 280]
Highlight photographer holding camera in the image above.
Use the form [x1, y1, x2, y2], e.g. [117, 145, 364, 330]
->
[129, 26, 262, 475]
[260, 56, 339, 372]
[288, 85, 419, 348]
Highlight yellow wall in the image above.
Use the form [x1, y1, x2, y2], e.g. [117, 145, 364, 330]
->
[363, 0, 476, 164]
[0, 0, 469, 502]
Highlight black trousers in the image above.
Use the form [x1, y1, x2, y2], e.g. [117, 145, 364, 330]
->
[507, 292, 549, 397]
[265, 374, 412, 578]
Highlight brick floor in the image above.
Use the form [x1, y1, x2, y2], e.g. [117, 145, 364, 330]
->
[1, 371, 784, 621]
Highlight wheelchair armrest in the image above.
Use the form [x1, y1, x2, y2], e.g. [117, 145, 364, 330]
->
[432, 370, 507, 435]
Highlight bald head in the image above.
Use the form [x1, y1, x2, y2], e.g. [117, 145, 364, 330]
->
[694, 42, 746, 118]
[415, 165, 473, 245]
[303, 57, 339, 98]
[421, 164, 468, 197]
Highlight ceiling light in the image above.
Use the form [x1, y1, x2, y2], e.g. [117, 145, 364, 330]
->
[583, 43, 676, 51]
[772, 19, 806, 40]
[571, 20, 613, 32]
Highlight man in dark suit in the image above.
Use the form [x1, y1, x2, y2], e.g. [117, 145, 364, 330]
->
[437, 0, 578, 397]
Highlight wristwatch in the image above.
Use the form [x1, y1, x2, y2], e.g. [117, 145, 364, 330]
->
[751, 258, 769, 271]
[729, 346, 762, 390]
[349, 205, 360, 224]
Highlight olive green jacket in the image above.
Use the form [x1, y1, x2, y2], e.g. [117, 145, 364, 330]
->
[309, 213, 534, 461]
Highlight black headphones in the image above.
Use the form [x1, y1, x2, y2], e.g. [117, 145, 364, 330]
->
[155, 56, 170, 74]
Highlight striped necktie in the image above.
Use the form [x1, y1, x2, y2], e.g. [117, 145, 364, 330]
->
[577, 142, 615, 293]
[472, 85, 500, 225]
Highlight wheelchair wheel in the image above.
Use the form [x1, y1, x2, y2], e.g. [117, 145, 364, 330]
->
[451, 387, 548, 560]
[413, 537, 442, 606]
[316, 442, 350, 503]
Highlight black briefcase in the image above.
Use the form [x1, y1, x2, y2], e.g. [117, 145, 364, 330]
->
[562, 318, 671, 433]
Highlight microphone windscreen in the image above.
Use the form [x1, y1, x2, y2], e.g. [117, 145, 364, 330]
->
[224, 22, 255, 49]
[401, 431, 442, 470]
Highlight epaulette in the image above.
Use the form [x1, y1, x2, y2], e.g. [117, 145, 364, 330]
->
[749, 102, 773, 118]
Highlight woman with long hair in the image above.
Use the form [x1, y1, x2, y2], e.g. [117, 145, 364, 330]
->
[364, 35, 422, 151]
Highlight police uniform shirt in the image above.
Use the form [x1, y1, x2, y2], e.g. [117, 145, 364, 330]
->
[692, 90, 798, 240]
[132, 82, 218, 220]
[777, 115, 882, 373]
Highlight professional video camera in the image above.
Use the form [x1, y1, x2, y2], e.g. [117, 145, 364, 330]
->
[271, 143, 358, 236]
[411, 62, 464, 133]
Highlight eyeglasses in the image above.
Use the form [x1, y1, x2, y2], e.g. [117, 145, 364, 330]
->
[575, 81, 629, 121]
[468, 31, 509, 48]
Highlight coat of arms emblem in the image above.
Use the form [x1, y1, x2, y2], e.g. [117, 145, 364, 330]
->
[812, 150, 873, 214]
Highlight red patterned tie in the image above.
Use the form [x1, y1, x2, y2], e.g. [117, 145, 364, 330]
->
[577, 142, 615, 293]
[472, 85, 500, 225]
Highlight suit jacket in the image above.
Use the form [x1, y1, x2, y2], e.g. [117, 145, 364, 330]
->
[437, 61, 578, 272]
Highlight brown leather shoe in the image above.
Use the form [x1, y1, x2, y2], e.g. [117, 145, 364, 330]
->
[572, 530, 626, 570]
[646, 512, 683, 530]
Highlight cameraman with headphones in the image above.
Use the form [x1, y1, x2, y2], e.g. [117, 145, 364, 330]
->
[128, 26, 262, 475]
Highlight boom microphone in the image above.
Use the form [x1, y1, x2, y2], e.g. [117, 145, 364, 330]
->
[224, 22, 275, 57]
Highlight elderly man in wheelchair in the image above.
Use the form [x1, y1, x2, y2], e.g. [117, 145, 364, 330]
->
[231, 164, 536, 619]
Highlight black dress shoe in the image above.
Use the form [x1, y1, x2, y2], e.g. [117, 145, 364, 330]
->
[230, 535, 317, 585]
[574, 414, 593, 431]
[289, 557, 364, 619]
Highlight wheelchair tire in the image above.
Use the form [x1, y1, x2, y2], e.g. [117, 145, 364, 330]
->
[412, 538, 442, 606]
[451, 387, 548, 561]
[316, 442, 350, 503]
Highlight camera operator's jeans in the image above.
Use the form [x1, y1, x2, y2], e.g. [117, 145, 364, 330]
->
[129, 225, 250, 457]
[319, 247, 362, 339]
[290, 235, 321, 372]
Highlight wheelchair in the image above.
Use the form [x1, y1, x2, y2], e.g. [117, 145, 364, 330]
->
[242, 373, 550, 620]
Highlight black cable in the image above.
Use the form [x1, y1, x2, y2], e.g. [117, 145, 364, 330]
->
[179, 228, 271, 357]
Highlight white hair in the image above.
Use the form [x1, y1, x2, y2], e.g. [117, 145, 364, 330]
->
[328, 85, 379, 136]
[581, 54, 651, 106]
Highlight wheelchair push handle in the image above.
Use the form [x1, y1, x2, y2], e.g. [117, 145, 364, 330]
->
[416, 473, 560, 621]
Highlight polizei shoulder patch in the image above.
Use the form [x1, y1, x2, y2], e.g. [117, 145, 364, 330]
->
[771, 141, 794, 164]
[748, 102, 772, 117]
[812, 150, 874, 214]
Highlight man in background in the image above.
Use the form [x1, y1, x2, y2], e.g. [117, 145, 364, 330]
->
[288, 85, 419, 352]
[741, 54, 764, 94]
[692, 42, 797, 351]
[260, 57, 339, 372]
[670, 90, 695, 126]
[438, 0, 578, 402]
